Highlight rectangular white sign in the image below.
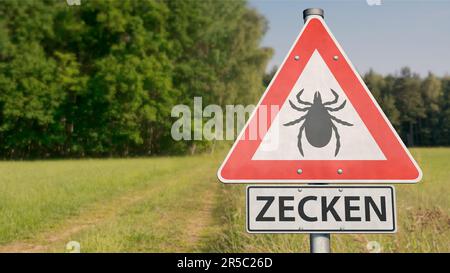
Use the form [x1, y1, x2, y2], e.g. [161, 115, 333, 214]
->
[247, 186, 396, 233]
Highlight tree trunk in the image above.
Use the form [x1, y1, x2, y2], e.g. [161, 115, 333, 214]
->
[407, 121, 414, 147]
[190, 143, 197, 155]
[210, 139, 216, 154]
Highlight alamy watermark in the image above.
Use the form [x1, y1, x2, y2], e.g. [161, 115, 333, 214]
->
[366, 241, 382, 253]
[66, 241, 81, 253]
[66, 0, 81, 6]
[366, 0, 382, 6]
[171, 97, 280, 142]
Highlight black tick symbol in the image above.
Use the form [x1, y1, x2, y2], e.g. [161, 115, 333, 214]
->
[284, 89, 353, 156]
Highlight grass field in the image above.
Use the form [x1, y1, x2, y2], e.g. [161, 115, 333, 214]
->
[0, 148, 448, 253]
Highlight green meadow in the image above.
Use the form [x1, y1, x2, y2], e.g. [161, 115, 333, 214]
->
[0, 148, 448, 253]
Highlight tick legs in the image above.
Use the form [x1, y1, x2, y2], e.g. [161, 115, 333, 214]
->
[298, 123, 306, 156]
[288, 100, 310, 112]
[331, 123, 341, 156]
[330, 115, 353, 126]
[296, 89, 312, 106]
[331, 115, 352, 156]
[289, 89, 312, 112]
[283, 115, 307, 126]
[326, 100, 347, 112]
[283, 114, 306, 156]
[323, 89, 339, 106]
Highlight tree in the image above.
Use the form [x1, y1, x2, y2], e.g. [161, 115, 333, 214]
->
[165, 0, 272, 153]
[364, 70, 400, 128]
[393, 67, 426, 146]
[0, 0, 273, 158]
[418, 72, 443, 145]
[438, 77, 450, 145]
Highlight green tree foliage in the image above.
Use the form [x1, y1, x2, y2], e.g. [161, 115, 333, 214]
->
[365, 68, 450, 146]
[0, 0, 272, 158]
[419, 72, 443, 145]
[439, 77, 450, 145]
[362, 68, 447, 147]
[364, 70, 400, 127]
[393, 67, 426, 146]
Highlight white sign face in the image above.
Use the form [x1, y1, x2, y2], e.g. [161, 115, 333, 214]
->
[247, 186, 396, 233]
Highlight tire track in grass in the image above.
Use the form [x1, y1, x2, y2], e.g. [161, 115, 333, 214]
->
[63, 161, 221, 253]
[179, 185, 218, 252]
[0, 161, 211, 253]
[76, 166, 220, 252]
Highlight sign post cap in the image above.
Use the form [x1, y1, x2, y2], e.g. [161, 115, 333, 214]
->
[303, 8, 324, 21]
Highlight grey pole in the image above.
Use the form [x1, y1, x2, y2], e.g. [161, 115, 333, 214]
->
[310, 233, 330, 253]
[303, 8, 324, 21]
[303, 8, 331, 254]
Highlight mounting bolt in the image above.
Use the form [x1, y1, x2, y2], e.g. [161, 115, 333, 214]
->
[338, 188, 343, 192]
[298, 188, 303, 192]
[333, 55, 339, 61]
[294, 55, 300, 61]
[337, 168, 343, 174]
[297, 168, 303, 174]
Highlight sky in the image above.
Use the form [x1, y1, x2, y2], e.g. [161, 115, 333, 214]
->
[248, 0, 450, 76]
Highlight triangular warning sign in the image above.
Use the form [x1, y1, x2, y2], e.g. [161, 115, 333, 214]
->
[218, 16, 422, 183]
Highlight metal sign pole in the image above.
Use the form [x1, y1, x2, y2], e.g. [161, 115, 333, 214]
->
[303, 8, 331, 254]
[310, 233, 330, 253]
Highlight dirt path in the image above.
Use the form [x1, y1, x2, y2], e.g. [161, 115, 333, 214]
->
[0, 183, 176, 253]
[182, 187, 218, 252]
